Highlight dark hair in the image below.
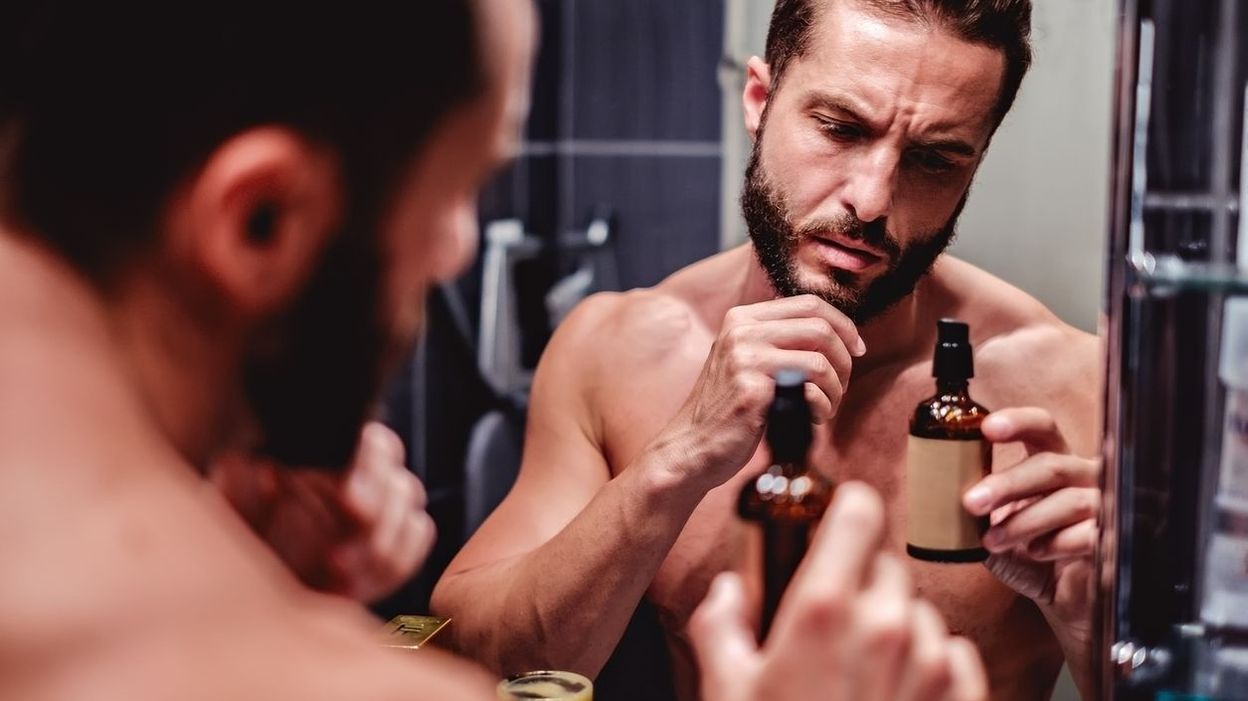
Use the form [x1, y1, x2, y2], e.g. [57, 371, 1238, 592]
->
[0, 1, 482, 285]
[764, 0, 1032, 125]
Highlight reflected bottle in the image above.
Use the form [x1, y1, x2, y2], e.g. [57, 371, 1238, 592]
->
[907, 319, 991, 563]
[1202, 298, 1248, 637]
[737, 369, 834, 640]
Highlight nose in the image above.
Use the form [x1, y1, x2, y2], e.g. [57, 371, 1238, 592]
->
[841, 145, 899, 224]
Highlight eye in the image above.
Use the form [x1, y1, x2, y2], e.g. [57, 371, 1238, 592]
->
[815, 117, 864, 142]
[906, 148, 956, 174]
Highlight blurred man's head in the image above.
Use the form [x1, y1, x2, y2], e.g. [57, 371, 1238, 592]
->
[741, 0, 1031, 323]
[0, 0, 535, 468]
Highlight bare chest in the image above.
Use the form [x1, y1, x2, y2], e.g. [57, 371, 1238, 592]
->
[600, 366, 1061, 697]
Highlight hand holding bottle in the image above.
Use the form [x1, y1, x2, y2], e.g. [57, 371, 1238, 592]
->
[654, 294, 864, 491]
[738, 369, 834, 639]
[692, 482, 989, 701]
[962, 407, 1099, 635]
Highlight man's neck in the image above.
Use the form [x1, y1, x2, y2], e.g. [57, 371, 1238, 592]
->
[0, 229, 239, 471]
[737, 243, 931, 373]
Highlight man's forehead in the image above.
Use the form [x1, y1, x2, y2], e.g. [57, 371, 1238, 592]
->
[788, 0, 1005, 140]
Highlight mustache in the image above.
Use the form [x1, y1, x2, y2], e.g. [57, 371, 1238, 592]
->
[794, 213, 902, 262]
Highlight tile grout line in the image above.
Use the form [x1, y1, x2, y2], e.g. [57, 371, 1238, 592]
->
[521, 139, 722, 158]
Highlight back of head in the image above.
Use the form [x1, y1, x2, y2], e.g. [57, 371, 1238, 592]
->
[0, 0, 482, 286]
[764, 0, 1032, 125]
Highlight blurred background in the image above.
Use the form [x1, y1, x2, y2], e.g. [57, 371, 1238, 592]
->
[378, 2, 1117, 699]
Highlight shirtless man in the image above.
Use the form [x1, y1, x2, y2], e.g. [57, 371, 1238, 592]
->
[0, 0, 523, 696]
[436, 1, 1101, 699]
[0, 0, 988, 699]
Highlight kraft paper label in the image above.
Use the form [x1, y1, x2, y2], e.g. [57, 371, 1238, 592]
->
[907, 436, 989, 550]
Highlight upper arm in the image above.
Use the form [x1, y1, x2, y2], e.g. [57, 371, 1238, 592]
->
[1030, 327, 1103, 457]
[979, 324, 1104, 458]
[1057, 330, 1104, 457]
[440, 293, 623, 578]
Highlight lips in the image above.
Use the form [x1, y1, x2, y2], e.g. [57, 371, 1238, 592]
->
[810, 236, 884, 273]
[815, 235, 885, 258]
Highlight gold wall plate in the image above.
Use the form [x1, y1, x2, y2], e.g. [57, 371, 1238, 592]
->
[380, 615, 451, 651]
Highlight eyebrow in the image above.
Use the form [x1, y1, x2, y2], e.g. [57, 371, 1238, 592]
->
[803, 90, 981, 159]
[911, 136, 978, 158]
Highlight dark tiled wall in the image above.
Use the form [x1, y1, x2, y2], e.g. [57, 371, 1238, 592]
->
[507, 0, 724, 289]
[381, 0, 725, 625]
[568, 1, 723, 142]
[557, 0, 723, 288]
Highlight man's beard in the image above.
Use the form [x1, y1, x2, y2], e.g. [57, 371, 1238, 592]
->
[741, 139, 966, 324]
[241, 215, 394, 472]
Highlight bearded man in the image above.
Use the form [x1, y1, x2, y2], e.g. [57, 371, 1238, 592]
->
[436, 1, 1102, 700]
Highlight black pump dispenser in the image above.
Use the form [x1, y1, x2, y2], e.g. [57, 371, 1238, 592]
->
[933, 319, 974, 380]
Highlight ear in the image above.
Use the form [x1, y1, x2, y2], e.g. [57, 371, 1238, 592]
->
[743, 56, 774, 143]
[166, 127, 341, 320]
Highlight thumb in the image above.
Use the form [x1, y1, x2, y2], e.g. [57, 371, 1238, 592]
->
[981, 408, 1069, 455]
[689, 572, 758, 689]
[947, 637, 990, 701]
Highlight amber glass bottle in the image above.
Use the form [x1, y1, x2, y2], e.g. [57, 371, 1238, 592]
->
[906, 319, 991, 563]
[738, 369, 834, 640]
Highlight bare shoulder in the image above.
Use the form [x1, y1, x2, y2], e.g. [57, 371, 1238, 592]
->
[554, 244, 744, 360]
[27, 591, 497, 701]
[229, 592, 498, 701]
[932, 257, 1103, 448]
[131, 589, 494, 700]
[531, 248, 739, 453]
[932, 257, 1100, 380]
[0, 473, 496, 700]
[535, 288, 697, 439]
[551, 287, 700, 368]
[541, 257, 723, 400]
[550, 245, 743, 360]
[976, 319, 1100, 408]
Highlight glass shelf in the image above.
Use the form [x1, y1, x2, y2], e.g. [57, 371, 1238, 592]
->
[1129, 253, 1248, 295]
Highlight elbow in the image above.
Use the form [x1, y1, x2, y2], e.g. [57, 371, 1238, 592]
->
[429, 572, 513, 676]
[432, 572, 603, 679]
[428, 572, 457, 621]
[428, 573, 480, 659]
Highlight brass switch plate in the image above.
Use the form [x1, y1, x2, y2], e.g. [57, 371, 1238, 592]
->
[380, 615, 451, 651]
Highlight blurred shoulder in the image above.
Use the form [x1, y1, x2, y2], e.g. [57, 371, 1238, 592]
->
[931, 257, 1102, 447]
[0, 478, 496, 701]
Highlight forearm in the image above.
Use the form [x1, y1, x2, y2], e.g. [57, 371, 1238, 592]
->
[1042, 609, 1096, 700]
[432, 440, 709, 677]
[1062, 641, 1097, 701]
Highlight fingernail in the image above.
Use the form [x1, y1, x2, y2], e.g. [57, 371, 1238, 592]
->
[982, 415, 1008, 433]
[854, 337, 867, 357]
[982, 529, 1004, 549]
[964, 485, 991, 512]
